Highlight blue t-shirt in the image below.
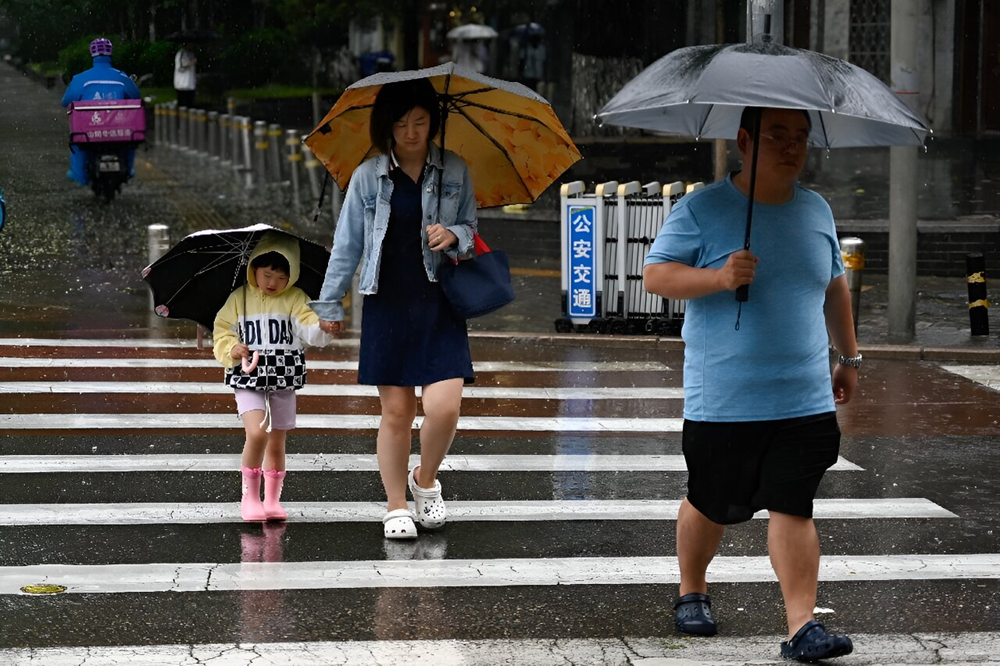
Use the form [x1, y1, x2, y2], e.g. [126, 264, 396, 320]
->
[644, 175, 844, 422]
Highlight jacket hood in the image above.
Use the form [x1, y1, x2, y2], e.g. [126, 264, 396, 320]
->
[247, 231, 300, 294]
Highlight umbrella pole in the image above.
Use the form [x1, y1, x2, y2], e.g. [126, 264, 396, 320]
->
[736, 110, 763, 304]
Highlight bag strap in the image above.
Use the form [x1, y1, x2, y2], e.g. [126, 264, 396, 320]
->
[473, 233, 491, 255]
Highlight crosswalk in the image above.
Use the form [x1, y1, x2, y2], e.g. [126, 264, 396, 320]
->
[1, 338, 998, 665]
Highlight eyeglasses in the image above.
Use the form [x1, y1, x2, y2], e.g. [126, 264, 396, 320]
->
[758, 132, 809, 151]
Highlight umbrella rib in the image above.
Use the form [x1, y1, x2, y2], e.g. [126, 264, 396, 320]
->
[816, 111, 832, 150]
[450, 97, 554, 125]
[447, 104, 532, 199]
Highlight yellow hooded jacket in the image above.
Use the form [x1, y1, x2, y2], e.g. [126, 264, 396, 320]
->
[212, 231, 333, 390]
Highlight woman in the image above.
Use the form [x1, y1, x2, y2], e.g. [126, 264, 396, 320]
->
[310, 78, 478, 540]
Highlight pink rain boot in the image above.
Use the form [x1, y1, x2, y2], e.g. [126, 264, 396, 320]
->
[263, 469, 288, 521]
[240, 466, 267, 522]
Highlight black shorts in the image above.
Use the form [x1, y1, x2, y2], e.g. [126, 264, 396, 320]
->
[682, 412, 841, 525]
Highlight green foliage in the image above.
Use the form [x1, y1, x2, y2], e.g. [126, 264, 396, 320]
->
[218, 27, 305, 88]
[57, 35, 98, 79]
[123, 40, 176, 86]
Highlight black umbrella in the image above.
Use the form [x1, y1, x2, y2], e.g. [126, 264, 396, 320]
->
[596, 31, 931, 304]
[164, 29, 222, 44]
[141, 224, 330, 330]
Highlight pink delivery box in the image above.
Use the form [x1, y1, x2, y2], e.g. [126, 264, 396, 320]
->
[68, 99, 146, 144]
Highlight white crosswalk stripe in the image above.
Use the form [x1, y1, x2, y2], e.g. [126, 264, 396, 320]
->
[1, 380, 683, 399]
[0, 453, 864, 473]
[0, 498, 951, 526]
[4, 554, 999, 595]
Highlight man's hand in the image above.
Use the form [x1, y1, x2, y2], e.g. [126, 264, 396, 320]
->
[832, 364, 858, 404]
[715, 249, 758, 292]
[230, 343, 249, 361]
[319, 319, 343, 335]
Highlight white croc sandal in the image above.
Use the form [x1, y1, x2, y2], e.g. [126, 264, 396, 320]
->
[408, 467, 447, 530]
[382, 509, 418, 540]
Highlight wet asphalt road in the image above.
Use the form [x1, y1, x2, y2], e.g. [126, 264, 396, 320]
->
[2, 62, 1000, 665]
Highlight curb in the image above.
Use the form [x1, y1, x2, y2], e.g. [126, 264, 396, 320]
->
[469, 331, 1000, 361]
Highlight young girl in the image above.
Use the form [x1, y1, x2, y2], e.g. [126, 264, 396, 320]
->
[214, 231, 334, 521]
[310, 78, 478, 539]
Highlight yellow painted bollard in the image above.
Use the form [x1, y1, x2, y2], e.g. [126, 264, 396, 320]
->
[840, 237, 866, 335]
[966, 253, 989, 337]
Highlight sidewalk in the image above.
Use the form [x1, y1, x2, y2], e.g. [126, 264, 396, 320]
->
[466, 268, 1000, 362]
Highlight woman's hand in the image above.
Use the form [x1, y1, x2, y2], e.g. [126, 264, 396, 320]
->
[319, 319, 343, 335]
[426, 223, 457, 252]
[230, 343, 250, 361]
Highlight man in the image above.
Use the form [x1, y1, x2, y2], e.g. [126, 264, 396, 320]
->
[173, 43, 197, 108]
[60, 38, 141, 185]
[643, 107, 859, 663]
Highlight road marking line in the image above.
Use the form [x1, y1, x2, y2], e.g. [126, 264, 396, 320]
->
[0, 498, 951, 525]
[0, 414, 686, 432]
[941, 364, 1000, 390]
[0, 337, 359, 348]
[0, 358, 672, 372]
[0, 453, 862, 473]
[2, 635, 999, 666]
[3, 553, 997, 594]
[0, 381, 684, 400]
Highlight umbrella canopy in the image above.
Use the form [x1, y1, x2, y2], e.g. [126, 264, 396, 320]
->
[164, 29, 222, 44]
[596, 41, 930, 148]
[447, 24, 498, 40]
[304, 62, 581, 209]
[512, 22, 546, 37]
[141, 224, 330, 330]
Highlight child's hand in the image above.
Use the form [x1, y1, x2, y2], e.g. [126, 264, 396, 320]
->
[230, 343, 249, 360]
[319, 319, 343, 336]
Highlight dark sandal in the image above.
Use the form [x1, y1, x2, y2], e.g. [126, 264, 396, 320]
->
[673, 592, 717, 636]
[780, 620, 853, 662]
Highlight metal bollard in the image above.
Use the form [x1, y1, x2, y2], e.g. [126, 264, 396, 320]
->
[966, 253, 989, 337]
[286, 129, 303, 216]
[177, 106, 188, 149]
[218, 114, 230, 164]
[207, 111, 219, 159]
[232, 115, 243, 172]
[168, 102, 178, 147]
[302, 143, 322, 201]
[240, 117, 254, 188]
[268, 124, 284, 182]
[253, 120, 269, 186]
[840, 237, 866, 335]
[147, 224, 170, 265]
[191, 109, 203, 154]
[187, 107, 198, 151]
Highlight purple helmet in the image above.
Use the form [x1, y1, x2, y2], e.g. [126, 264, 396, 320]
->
[89, 38, 113, 57]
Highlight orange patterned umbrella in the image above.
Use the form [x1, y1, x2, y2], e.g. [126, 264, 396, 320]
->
[304, 63, 582, 209]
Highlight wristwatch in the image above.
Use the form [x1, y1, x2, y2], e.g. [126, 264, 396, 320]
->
[838, 353, 863, 369]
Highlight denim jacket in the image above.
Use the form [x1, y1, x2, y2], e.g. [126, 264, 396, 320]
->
[309, 143, 477, 322]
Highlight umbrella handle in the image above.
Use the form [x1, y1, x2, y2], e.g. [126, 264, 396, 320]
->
[242, 350, 259, 373]
[736, 284, 749, 302]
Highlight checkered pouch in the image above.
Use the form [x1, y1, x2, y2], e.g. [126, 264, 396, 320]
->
[225, 348, 307, 390]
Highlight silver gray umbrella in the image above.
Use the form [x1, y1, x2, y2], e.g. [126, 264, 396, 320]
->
[596, 40, 930, 308]
[596, 41, 930, 148]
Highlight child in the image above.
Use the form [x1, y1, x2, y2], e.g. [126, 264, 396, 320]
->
[213, 231, 334, 522]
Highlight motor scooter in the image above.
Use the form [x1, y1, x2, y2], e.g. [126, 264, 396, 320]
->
[67, 99, 146, 201]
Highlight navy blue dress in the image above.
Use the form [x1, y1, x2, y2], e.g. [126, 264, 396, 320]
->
[358, 167, 474, 387]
